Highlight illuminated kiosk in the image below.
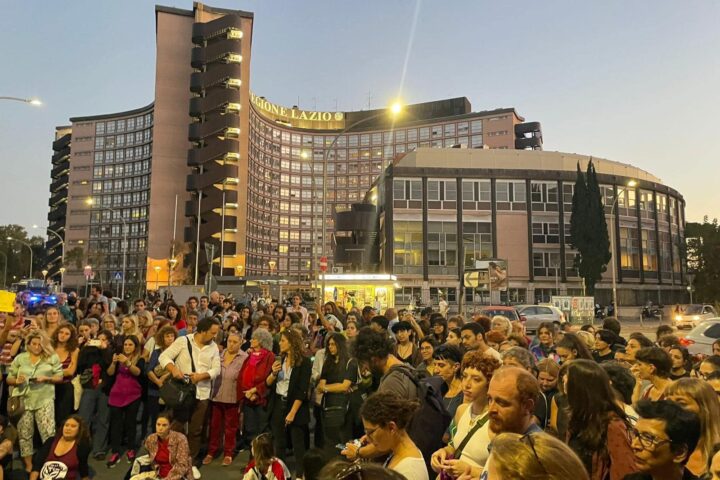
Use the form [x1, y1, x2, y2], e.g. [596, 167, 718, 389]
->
[319, 273, 398, 311]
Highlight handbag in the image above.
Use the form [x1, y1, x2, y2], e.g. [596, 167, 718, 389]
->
[8, 363, 39, 425]
[159, 338, 197, 409]
[439, 412, 490, 480]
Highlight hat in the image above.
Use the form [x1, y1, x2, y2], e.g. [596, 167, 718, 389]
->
[391, 320, 413, 334]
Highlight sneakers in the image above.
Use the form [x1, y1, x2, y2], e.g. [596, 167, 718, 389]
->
[126, 449, 136, 463]
[222, 456, 232, 466]
[202, 455, 214, 465]
[192, 466, 202, 479]
[106, 453, 121, 468]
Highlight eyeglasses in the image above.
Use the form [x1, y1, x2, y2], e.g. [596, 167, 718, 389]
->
[364, 426, 381, 440]
[520, 434, 547, 474]
[629, 428, 670, 450]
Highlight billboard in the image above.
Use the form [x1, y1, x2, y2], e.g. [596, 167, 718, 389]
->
[464, 259, 508, 291]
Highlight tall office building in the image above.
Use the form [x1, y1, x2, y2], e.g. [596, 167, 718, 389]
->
[47, 2, 570, 295]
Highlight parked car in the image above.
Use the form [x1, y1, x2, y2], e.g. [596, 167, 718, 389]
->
[517, 305, 565, 335]
[681, 319, 720, 356]
[673, 304, 718, 329]
[476, 306, 523, 324]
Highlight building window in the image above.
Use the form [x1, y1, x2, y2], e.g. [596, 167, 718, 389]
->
[95, 123, 105, 135]
[531, 181, 558, 212]
[642, 229, 658, 272]
[393, 221, 423, 274]
[393, 179, 422, 201]
[496, 181, 526, 210]
[620, 226, 640, 270]
[427, 180, 456, 209]
[462, 222, 492, 266]
[533, 251, 561, 278]
[428, 222, 457, 273]
[532, 222, 560, 244]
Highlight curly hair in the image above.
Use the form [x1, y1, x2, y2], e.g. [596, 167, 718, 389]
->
[360, 391, 419, 430]
[461, 350, 502, 383]
[51, 322, 79, 352]
[153, 325, 178, 350]
[280, 328, 306, 367]
[352, 326, 394, 363]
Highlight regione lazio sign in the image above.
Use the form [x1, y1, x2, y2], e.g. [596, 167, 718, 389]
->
[250, 92, 345, 129]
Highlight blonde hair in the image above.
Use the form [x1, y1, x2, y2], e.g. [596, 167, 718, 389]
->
[121, 314, 144, 343]
[665, 378, 720, 462]
[102, 314, 118, 329]
[576, 330, 595, 350]
[491, 315, 513, 337]
[25, 330, 56, 359]
[490, 432, 589, 480]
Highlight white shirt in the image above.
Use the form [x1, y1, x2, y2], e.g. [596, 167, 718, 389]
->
[390, 457, 428, 480]
[289, 305, 309, 327]
[159, 333, 221, 400]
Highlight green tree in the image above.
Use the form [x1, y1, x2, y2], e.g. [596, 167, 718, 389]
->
[569, 160, 611, 294]
[0, 225, 44, 283]
[65, 247, 85, 271]
[685, 218, 720, 302]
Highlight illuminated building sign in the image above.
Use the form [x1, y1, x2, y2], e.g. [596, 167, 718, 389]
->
[250, 92, 345, 130]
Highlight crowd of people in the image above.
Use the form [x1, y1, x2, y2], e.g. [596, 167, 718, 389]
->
[3, 285, 720, 480]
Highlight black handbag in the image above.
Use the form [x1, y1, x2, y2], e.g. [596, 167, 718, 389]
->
[159, 338, 197, 409]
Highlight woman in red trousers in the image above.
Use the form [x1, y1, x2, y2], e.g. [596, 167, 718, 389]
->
[237, 328, 275, 451]
[203, 332, 248, 466]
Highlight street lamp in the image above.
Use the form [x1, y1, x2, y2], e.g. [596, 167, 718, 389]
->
[0, 96, 42, 106]
[154, 265, 161, 291]
[33, 224, 65, 291]
[318, 100, 404, 298]
[6, 237, 33, 279]
[41, 269, 48, 282]
[168, 258, 178, 287]
[235, 265, 244, 277]
[609, 179, 637, 318]
[86, 198, 127, 299]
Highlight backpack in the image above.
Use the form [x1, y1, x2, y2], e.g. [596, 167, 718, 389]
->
[390, 365, 452, 474]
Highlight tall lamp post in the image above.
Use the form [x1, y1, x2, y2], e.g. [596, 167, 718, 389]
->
[6, 237, 33, 279]
[609, 179, 637, 318]
[0, 97, 42, 106]
[33, 224, 65, 291]
[154, 265, 161, 292]
[86, 199, 127, 299]
[168, 258, 178, 287]
[318, 101, 403, 299]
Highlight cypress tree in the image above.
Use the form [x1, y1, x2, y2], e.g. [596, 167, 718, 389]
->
[569, 160, 611, 294]
[569, 162, 589, 253]
[583, 160, 612, 293]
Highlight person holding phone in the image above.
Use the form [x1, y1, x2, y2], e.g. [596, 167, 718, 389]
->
[7, 330, 63, 473]
[266, 329, 311, 479]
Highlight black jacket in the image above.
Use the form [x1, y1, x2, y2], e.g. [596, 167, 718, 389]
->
[269, 355, 312, 425]
[77, 344, 114, 395]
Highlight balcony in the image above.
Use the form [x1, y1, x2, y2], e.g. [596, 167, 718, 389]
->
[51, 159, 70, 178]
[49, 189, 67, 207]
[189, 89, 241, 117]
[185, 188, 238, 217]
[190, 63, 242, 93]
[515, 137, 542, 150]
[188, 114, 240, 141]
[190, 38, 242, 68]
[50, 174, 69, 193]
[188, 138, 240, 166]
[52, 146, 70, 164]
[47, 204, 67, 222]
[52, 133, 71, 151]
[191, 15, 245, 45]
[186, 164, 239, 191]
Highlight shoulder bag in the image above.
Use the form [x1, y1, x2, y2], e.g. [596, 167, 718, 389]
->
[159, 338, 197, 409]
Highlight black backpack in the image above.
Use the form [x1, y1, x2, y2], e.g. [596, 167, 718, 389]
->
[390, 365, 452, 474]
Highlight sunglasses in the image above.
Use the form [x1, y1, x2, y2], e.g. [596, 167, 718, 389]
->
[520, 434, 547, 474]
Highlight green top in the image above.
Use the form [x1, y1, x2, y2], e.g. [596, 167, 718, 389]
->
[8, 352, 63, 410]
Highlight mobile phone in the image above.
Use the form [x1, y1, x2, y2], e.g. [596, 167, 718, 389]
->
[23, 319, 32, 327]
[336, 443, 346, 451]
[87, 339, 102, 347]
